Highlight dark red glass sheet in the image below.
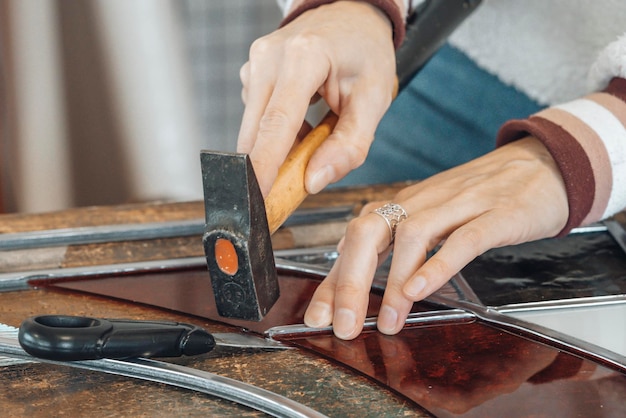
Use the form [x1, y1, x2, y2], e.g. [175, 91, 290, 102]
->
[43, 268, 384, 334]
[42, 268, 626, 416]
[284, 321, 626, 417]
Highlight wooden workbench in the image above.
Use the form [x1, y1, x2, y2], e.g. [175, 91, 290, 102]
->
[0, 183, 432, 417]
[2, 182, 625, 417]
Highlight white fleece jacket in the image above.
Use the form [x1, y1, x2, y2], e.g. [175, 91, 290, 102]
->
[279, 0, 626, 105]
[448, 0, 626, 105]
[276, 0, 626, 231]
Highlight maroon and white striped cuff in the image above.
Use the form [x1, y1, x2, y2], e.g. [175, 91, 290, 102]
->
[498, 77, 626, 235]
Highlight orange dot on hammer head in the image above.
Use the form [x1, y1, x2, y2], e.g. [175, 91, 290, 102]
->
[215, 238, 239, 275]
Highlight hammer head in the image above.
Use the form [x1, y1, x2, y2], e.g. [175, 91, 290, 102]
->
[200, 151, 279, 321]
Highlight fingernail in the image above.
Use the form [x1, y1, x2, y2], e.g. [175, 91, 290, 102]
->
[333, 308, 357, 340]
[304, 301, 332, 328]
[404, 276, 427, 298]
[377, 305, 398, 334]
[308, 166, 335, 194]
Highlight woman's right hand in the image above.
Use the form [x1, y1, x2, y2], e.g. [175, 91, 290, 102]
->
[237, 1, 398, 196]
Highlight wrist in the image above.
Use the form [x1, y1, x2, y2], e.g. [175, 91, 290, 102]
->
[281, 0, 406, 48]
[497, 77, 626, 235]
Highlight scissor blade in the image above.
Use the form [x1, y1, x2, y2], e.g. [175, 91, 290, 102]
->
[212, 333, 291, 350]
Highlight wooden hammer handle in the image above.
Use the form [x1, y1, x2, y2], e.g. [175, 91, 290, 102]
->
[264, 111, 339, 235]
[264, 79, 399, 235]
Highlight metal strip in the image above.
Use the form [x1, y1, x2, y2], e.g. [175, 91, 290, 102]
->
[0, 220, 205, 251]
[0, 206, 355, 251]
[0, 256, 208, 292]
[0, 248, 345, 292]
[281, 205, 353, 227]
[605, 220, 626, 255]
[427, 290, 626, 372]
[266, 309, 475, 340]
[496, 294, 626, 314]
[0, 334, 326, 418]
[569, 224, 609, 234]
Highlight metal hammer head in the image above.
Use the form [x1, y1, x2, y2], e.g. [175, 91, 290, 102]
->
[200, 151, 279, 321]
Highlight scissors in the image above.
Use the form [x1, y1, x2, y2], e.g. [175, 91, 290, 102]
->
[18, 315, 217, 361]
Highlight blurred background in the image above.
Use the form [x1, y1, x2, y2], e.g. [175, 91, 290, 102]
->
[0, 0, 281, 213]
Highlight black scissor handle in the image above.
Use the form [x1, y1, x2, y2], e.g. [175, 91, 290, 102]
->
[18, 315, 216, 361]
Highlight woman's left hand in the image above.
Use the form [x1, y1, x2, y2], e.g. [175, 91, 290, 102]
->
[304, 136, 570, 339]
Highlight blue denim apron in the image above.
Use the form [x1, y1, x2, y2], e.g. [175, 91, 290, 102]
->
[335, 44, 543, 186]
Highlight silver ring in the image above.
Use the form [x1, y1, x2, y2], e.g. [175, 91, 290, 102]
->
[372, 203, 408, 243]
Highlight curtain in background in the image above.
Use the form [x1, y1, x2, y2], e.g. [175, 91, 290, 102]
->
[1, 0, 71, 213]
[0, 0, 280, 213]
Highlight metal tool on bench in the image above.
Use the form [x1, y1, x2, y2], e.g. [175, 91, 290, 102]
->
[201, 0, 483, 321]
[18, 315, 217, 361]
[17, 315, 289, 362]
[0, 324, 322, 418]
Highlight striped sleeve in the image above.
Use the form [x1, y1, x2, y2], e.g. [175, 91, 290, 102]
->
[278, 0, 407, 49]
[497, 77, 626, 235]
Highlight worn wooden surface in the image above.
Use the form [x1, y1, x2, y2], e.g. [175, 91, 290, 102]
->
[2, 182, 625, 417]
[0, 289, 427, 417]
[0, 183, 431, 417]
[0, 182, 412, 273]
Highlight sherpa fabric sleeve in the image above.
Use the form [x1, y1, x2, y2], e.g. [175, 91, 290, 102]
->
[275, 2, 626, 236]
[276, 0, 408, 49]
[498, 34, 626, 236]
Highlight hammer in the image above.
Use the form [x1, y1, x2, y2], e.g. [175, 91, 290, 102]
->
[201, 0, 482, 321]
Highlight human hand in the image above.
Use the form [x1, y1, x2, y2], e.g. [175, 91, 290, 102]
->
[237, 1, 396, 196]
[304, 137, 570, 339]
